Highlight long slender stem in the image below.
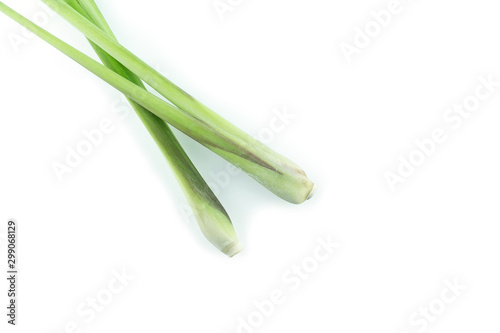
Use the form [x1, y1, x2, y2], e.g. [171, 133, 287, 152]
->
[0, 1, 314, 204]
[73, 0, 244, 256]
[72, 0, 243, 256]
[41, 0, 315, 204]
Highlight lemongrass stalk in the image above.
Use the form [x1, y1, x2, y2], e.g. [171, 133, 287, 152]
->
[42, 0, 315, 204]
[67, 0, 242, 256]
[0, 1, 241, 256]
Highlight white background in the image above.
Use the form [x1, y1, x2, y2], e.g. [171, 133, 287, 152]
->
[0, 0, 499, 332]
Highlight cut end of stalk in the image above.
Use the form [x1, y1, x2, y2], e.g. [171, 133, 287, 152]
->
[223, 241, 243, 258]
[307, 183, 317, 200]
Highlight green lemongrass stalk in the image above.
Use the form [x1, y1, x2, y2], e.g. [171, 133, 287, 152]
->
[67, 0, 243, 257]
[0, 1, 241, 257]
[68, 0, 242, 257]
[42, 0, 315, 204]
